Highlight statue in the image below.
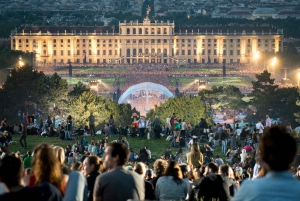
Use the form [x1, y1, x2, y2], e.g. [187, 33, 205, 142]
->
[146, 5, 151, 17]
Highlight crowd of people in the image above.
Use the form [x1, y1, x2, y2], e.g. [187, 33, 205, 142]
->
[0, 112, 300, 201]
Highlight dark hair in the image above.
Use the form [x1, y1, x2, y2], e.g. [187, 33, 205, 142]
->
[220, 164, 230, 175]
[87, 156, 104, 173]
[165, 160, 183, 184]
[207, 162, 219, 173]
[260, 126, 297, 171]
[107, 142, 129, 166]
[0, 155, 23, 188]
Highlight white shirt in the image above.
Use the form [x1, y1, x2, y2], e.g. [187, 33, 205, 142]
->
[295, 126, 300, 134]
[256, 122, 264, 134]
[266, 118, 271, 128]
[253, 163, 260, 179]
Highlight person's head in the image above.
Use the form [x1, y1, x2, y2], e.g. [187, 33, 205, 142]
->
[134, 162, 147, 178]
[266, 114, 269, 118]
[0, 155, 24, 189]
[53, 146, 65, 166]
[205, 162, 219, 175]
[165, 161, 183, 184]
[90, 112, 93, 116]
[260, 126, 297, 171]
[71, 162, 83, 171]
[103, 142, 129, 169]
[32, 143, 63, 190]
[191, 143, 200, 156]
[153, 159, 168, 176]
[219, 164, 232, 176]
[27, 151, 32, 156]
[83, 156, 103, 175]
[180, 164, 194, 181]
[110, 114, 113, 119]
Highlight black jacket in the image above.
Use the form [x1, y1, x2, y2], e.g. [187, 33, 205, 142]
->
[194, 173, 227, 201]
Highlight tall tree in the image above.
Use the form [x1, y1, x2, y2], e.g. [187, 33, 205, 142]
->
[219, 85, 246, 127]
[250, 70, 278, 119]
[0, 65, 46, 121]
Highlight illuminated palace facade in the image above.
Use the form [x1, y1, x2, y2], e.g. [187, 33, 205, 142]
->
[10, 19, 283, 65]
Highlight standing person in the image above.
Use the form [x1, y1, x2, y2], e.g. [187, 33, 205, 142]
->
[138, 116, 146, 140]
[255, 119, 264, 141]
[88, 112, 96, 137]
[38, 115, 43, 131]
[46, 116, 52, 127]
[166, 116, 171, 135]
[146, 118, 152, 137]
[83, 156, 103, 201]
[93, 143, 145, 201]
[66, 115, 73, 134]
[233, 126, 300, 201]
[180, 119, 187, 137]
[19, 122, 27, 149]
[108, 115, 114, 135]
[187, 143, 203, 168]
[265, 115, 271, 128]
[152, 115, 162, 139]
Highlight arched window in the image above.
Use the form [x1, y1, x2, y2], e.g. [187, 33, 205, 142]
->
[145, 48, 149, 55]
[151, 28, 155, 35]
[145, 28, 149, 35]
[157, 28, 161, 34]
[127, 28, 130, 35]
[127, 48, 130, 56]
[133, 28, 136, 34]
[139, 48, 142, 56]
[139, 28, 142, 34]
[133, 49, 137, 56]
[157, 48, 161, 56]
[163, 48, 167, 55]
[164, 28, 167, 34]
[151, 48, 155, 56]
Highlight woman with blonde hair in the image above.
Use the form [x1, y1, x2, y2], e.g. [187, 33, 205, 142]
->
[30, 143, 65, 195]
[187, 143, 203, 168]
[155, 161, 187, 201]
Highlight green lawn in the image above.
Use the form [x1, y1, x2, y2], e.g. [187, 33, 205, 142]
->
[118, 77, 126, 85]
[168, 77, 177, 86]
[9, 134, 223, 163]
[178, 77, 250, 87]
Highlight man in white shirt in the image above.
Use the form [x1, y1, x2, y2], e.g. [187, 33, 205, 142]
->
[256, 119, 264, 134]
[265, 115, 271, 128]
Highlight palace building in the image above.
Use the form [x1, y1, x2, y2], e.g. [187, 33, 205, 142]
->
[10, 18, 283, 65]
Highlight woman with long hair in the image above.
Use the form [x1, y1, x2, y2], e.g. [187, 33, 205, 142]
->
[31, 143, 65, 195]
[187, 143, 203, 168]
[155, 161, 187, 200]
[83, 156, 104, 201]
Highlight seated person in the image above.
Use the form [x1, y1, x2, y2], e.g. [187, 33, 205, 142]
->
[74, 126, 85, 137]
[5, 132, 12, 144]
[49, 125, 57, 137]
[41, 128, 49, 137]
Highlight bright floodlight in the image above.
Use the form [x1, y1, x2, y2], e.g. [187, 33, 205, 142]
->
[270, 57, 277, 66]
[19, 61, 24, 67]
[254, 51, 260, 60]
